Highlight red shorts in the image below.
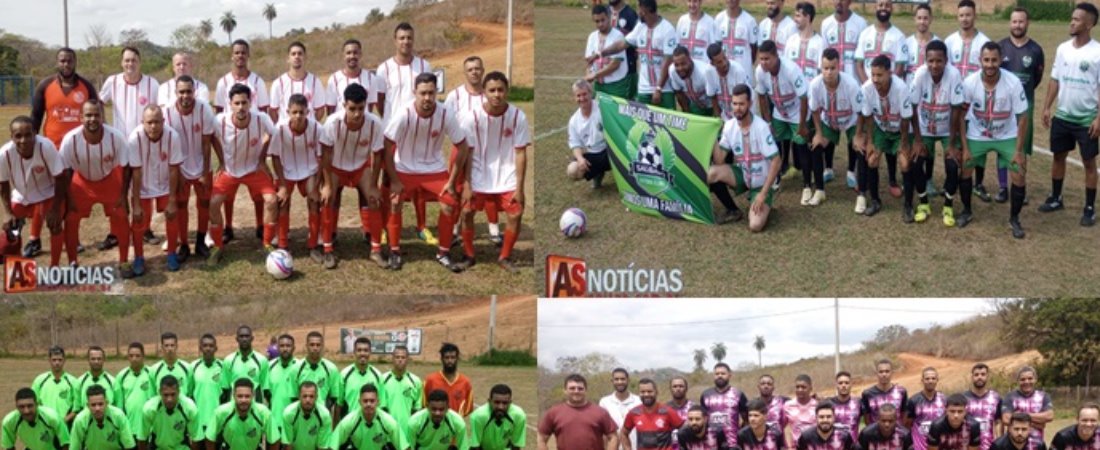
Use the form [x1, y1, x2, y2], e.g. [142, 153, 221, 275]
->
[213, 170, 275, 198]
[332, 162, 371, 188]
[12, 197, 61, 220]
[69, 168, 124, 218]
[137, 196, 169, 229]
[283, 177, 316, 197]
[396, 171, 456, 206]
[466, 191, 522, 215]
[179, 176, 212, 203]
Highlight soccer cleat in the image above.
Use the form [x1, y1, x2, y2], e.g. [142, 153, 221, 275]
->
[436, 253, 463, 273]
[263, 244, 276, 254]
[449, 233, 463, 252]
[956, 210, 974, 228]
[166, 253, 181, 272]
[863, 199, 882, 217]
[417, 228, 438, 245]
[974, 185, 992, 202]
[846, 170, 857, 189]
[178, 243, 191, 263]
[97, 234, 119, 251]
[120, 262, 136, 279]
[310, 248, 324, 264]
[1082, 206, 1097, 227]
[143, 229, 161, 245]
[942, 206, 956, 227]
[489, 234, 504, 247]
[22, 238, 41, 258]
[322, 252, 338, 269]
[902, 206, 915, 224]
[452, 254, 476, 271]
[195, 239, 210, 258]
[132, 257, 146, 277]
[388, 252, 403, 270]
[801, 187, 813, 206]
[808, 190, 827, 206]
[888, 183, 902, 199]
[498, 257, 519, 273]
[1038, 195, 1064, 212]
[206, 247, 223, 267]
[824, 168, 835, 183]
[224, 227, 236, 243]
[369, 251, 387, 268]
[915, 204, 931, 223]
[782, 166, 798, 180]
[718, 208, 744, 224]
[854, 195, 867, 214]
[995, 187, 1009, 203]
[1010, 217, 1025, 239]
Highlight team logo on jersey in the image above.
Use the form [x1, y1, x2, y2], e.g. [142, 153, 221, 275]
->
[829, 33, 837, 43]
[668, 38, 678, 48]
[249, 138, 260, 147]
[309, 423, 319, 435]
[1022, 56, 1033, 68]
[305, 92, 313, 103]
[193, 123, 202, 133]
[34, 165, 46, 174]
[503, 128, 513, 138]
[431, 129, 440, 138]
[357, 138, 370, 147]
[102, 153, 115, 164]
[1080, 61, 1090, 72]
[160, 151, 168, 162]
[138, 95, 148, 106]
[953, 52, 962, 62]
[248, 367, 257, 377]
[628, 124, 676, 194]
[372, 434, 384, 443]
[141, 380, 149, 390]
[73, 91, 86, 103]
[955, 85, 963, 95]
[246, 426, 257, 437]
[173, 420, 184, 431]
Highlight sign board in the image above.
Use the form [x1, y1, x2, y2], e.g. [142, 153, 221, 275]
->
[339, 328, 423, 355]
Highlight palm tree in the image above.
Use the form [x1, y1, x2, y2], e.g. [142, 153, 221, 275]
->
[693, 349, 707, 372]
[199, 19, 214, 42]
[711, 342, 727, 363]
[753, 335, 766, 368]
[220, 11, 237, 44]
[263, 4, 277, 39]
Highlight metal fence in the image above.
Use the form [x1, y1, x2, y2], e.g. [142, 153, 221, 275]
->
[0, 76, 34, 105]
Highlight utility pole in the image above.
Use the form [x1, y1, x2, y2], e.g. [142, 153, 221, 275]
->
[64, 0, 70, 47]
[506, 0, 514, 81]
[834, 299, 841, 374]
[488, 296, 497, 354]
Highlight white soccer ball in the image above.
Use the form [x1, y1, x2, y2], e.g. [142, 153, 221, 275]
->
[265, 249, 294, 280]
[560, 208, 587, 238]
[637, 134, 664, 171]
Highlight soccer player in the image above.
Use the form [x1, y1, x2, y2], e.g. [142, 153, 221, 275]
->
[190, 334, 222, 442]
[1, 388, 69, 450]
[829, 371, 863, 436]
[755, 40, 809, 194]
[0, 116, 68, 267]
[928, 394, 981, 450]
[380, 345, 421, 430]
[74, 346, 117, 411]
[149, 333, 192, 400]
[207, 379, 279, 450]
[206, 84, 279, 265]
[861, 359, 908, 425]
[294, 331, 341, 416]
[453, 72, 530, 272]
[785, 3, 825, 86]
[599, 0, 678, 108]
[757, 375, 787, 427]
[422, 343, 473, 417]
[116, 342, 155, 432]
[820, 0, 867, 187]
[908, 40, 964, 225]
[964, 364, 1003, 450]
[281, 382, 333, 450]
[958, 42, 1029, 238]
[759, 0, 797, 54]
[709, 83, 783, 230]
[676, 0, 719, 64]
[70, 385, 136, 450]
[668, 377, 695, 421]
[138, 375, 200, 450]
[1050, 404, 1100, 450]
[469, 384, 526, 450]
[708, 43, 754, 122]
[269, 42, 327, 124]
[59, 99, 139, 275]
[1000, 7, 1045, 205]
[621, 378, 685, 450]
[679, 405, 725, 450]
[222, 325, 269, 399]
[809, 48, 862, 206]
[163, 76, 217, 264]
[992, 413, 1047, 450]
[158, 52, 210, 107]
[269, 94, 323, 261]
[905, 367, 947, 450]
[408, 390, 468, 450]
[737, 399, 783, 450]
[587, 5, 632, 99]
[799, 403, 858, 450]
[330, 385, 405, 450]
[905, 5, 940, 85]
[600, 368, 642, 449]
[327, 39, 385, 117]
[945, 0, 994, 201]
[31, 346, 78, 424]
[567, 80, 611, 189]
[127, 105, 183, 274]
[381, 73, 469, 271]
[855, 0, 909, 198]
[607, 0, 640, 97]
[782, 375, 818, 448]
[27, 48, 96, 258]
[859, 404, 913, 450]
[715, 0, 759, 82]
[445, 56, 501, 247]
[1039, 2, 1100, 226]
[264, 334, 300, 431]
[537, 374, 619, 450]
[339, 337, 386, 420]
[669, 46, 720, 116]
[700, 363, 749, 449]
[855, 56, 912, 217]
[1000, 367, 1053, 445]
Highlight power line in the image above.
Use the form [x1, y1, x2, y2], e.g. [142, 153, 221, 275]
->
[840, 305, 989, 314]
[539, 306, 834, 328]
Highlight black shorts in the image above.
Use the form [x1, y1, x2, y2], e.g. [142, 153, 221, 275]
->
[1051, 117, 1099, 160]
[581, 151, 611, 180]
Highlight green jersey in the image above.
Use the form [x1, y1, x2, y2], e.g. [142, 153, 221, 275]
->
[138, 396, 200, 450]
[206, 402, 279, 450]
[148, 360, 193, 398]
[281, 401, 333, 450]
[339, 365, 386, 414]
[222, 350, 268, 400]
[74, 371, 118, 412]
[295, 359, 341, 410]
[379, 371, 421, 431]
[330, 410, 407, 450]
[468, 403, 527, 450]
[115, 366, 155, 432]
[406, 409, 468, 450]
[189, 358, 224, 438]
[1, 406, 69, 450]
[70, 405, 136, 450]
[265, 357, 301, 430]
[31, 372, 78, 419]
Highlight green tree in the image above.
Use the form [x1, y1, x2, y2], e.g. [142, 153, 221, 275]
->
[998, 299, 1100, 390]
[711, 342, 727, 363]
[693, 348, 707, 372]
[555, 352, 622, 376]
[199, 20, 214, 41]
[262, 4, 277, 39]
[220, 11, 237, 44]
[0, 43, 19, 76]
[864, 324, 910, 351]
[754, 335, 766, 368]
[366, 8, 385, 25]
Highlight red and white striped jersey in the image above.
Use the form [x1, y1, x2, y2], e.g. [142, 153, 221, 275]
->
[377, 56, 432, 121]
[0, 136, 64, 205]
[269, 72, 328, 121]
[461, 104, 530, 193]
[444, 85, 486, 116]
[128, 127, 184, 199]
[214, 111, 276, 178]
[326, 69, 386, 113]
[163, 101, 218, 181]
[100, 73, 160, 135]
[383, 104, 464, 175]
[269, 118, 322, 181]
[214, 71, 271, 112]
[60, 125, 134, 182]
[320, 110, 384, 172]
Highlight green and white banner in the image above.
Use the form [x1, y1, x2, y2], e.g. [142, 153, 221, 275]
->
[599, 93, 721, 224]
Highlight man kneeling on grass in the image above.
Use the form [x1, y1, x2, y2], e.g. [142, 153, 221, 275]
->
[567, 80, 611, 189]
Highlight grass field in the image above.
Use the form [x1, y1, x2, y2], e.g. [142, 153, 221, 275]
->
[534, 4, 1100, 297]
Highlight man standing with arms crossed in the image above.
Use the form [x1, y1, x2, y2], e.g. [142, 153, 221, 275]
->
[999, 7, 1044, 206]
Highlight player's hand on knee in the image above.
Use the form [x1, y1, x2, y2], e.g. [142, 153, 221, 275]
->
[165, 202, 178, 220]
[461, 188, 473, 205]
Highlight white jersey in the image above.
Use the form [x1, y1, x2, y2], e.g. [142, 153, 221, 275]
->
[909, 64, 964, 138]
[0, 136, 64, 205]
[676, 13, 720, 64]
[586, 28, 629, 84]
[382, 104, 464, 174]
[860, 75, 913, 133]
[669, 63, 720, 111]
[326, 69, 386, 114]
[625, 18, 679, 94]
[1051, 39, 1100, 124]
[444, 86, 485, 116]
[758, 15, 797, 51]
[820, 12, 868, 78]
[100, 73, 160, 135]
[784, 33, 827, 84]
[269, 72, 328, 121]
[157, 77, 211, 107]
[269, 118, 322, 181]
[755, 57, 809, 124]
[214, 71, 271, 112]
[855, 25, 910, 75]
[163, 101, 218, 180]
[719, 114, 779, 189]
[962, 69, 1028, 141]
[944, 30, 991, 78]
[214, 111, 276, 178]
[320, 110, 385, 172]
[714, 61, 755, 121]
[60, 125, 134, 182]
[809, 72, 863, 131]
[568, 102, 607, 154]
[128, 127, 184, 199]
[377, 56, 432, 121]
[904, 34, 941, 83]
[462, 104, 530, 193]
[714, 9, 759, 77]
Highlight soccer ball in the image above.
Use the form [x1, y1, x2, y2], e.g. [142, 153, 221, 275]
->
[266, 249, 294, 280]
[637, 130, 664, 171]
[560, 208, 587, 238]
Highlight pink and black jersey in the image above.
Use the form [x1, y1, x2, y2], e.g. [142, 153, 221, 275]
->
[623, 404, 686, 450]
[668, 400, 696, 450]
[829, 396, 863, 436]
[927, 417, 981, 450]
[781, 398, 818, 448]
[963, 390, 1001, 450]
[1050, 425, 1100, 450]
[906, 392, 947, 450]
[702, 387, 749, 448]
[991, 434, 1047, 450]
[862, 385, 908, 425]
[764, 396, 789, 428]
[738, 423, 786, 450]
[1001, 390, 1053, 445]
[797, 428, 857, 450]
[859, 424, 914, 450]
[680, 426, 728, 450]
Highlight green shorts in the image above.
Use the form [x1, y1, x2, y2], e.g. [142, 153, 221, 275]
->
[873, 126, 904, 155]
[636, 91, 676, 109]
[771, 119, 813, 145]
[732, 168, 775, 207]
[966, 138, 1020, 171]
[822, 125, 856, 145]
[595, 77, 632, 99]
[919, 136, 949, 157]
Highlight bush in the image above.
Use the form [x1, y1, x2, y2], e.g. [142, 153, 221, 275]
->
[471, 349, 536, 366]
[1002, 0, 1075, 20]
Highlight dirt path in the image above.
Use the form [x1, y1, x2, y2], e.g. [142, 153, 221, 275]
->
[433, 21, 534, 91]
[848, 350, 1044, 394]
